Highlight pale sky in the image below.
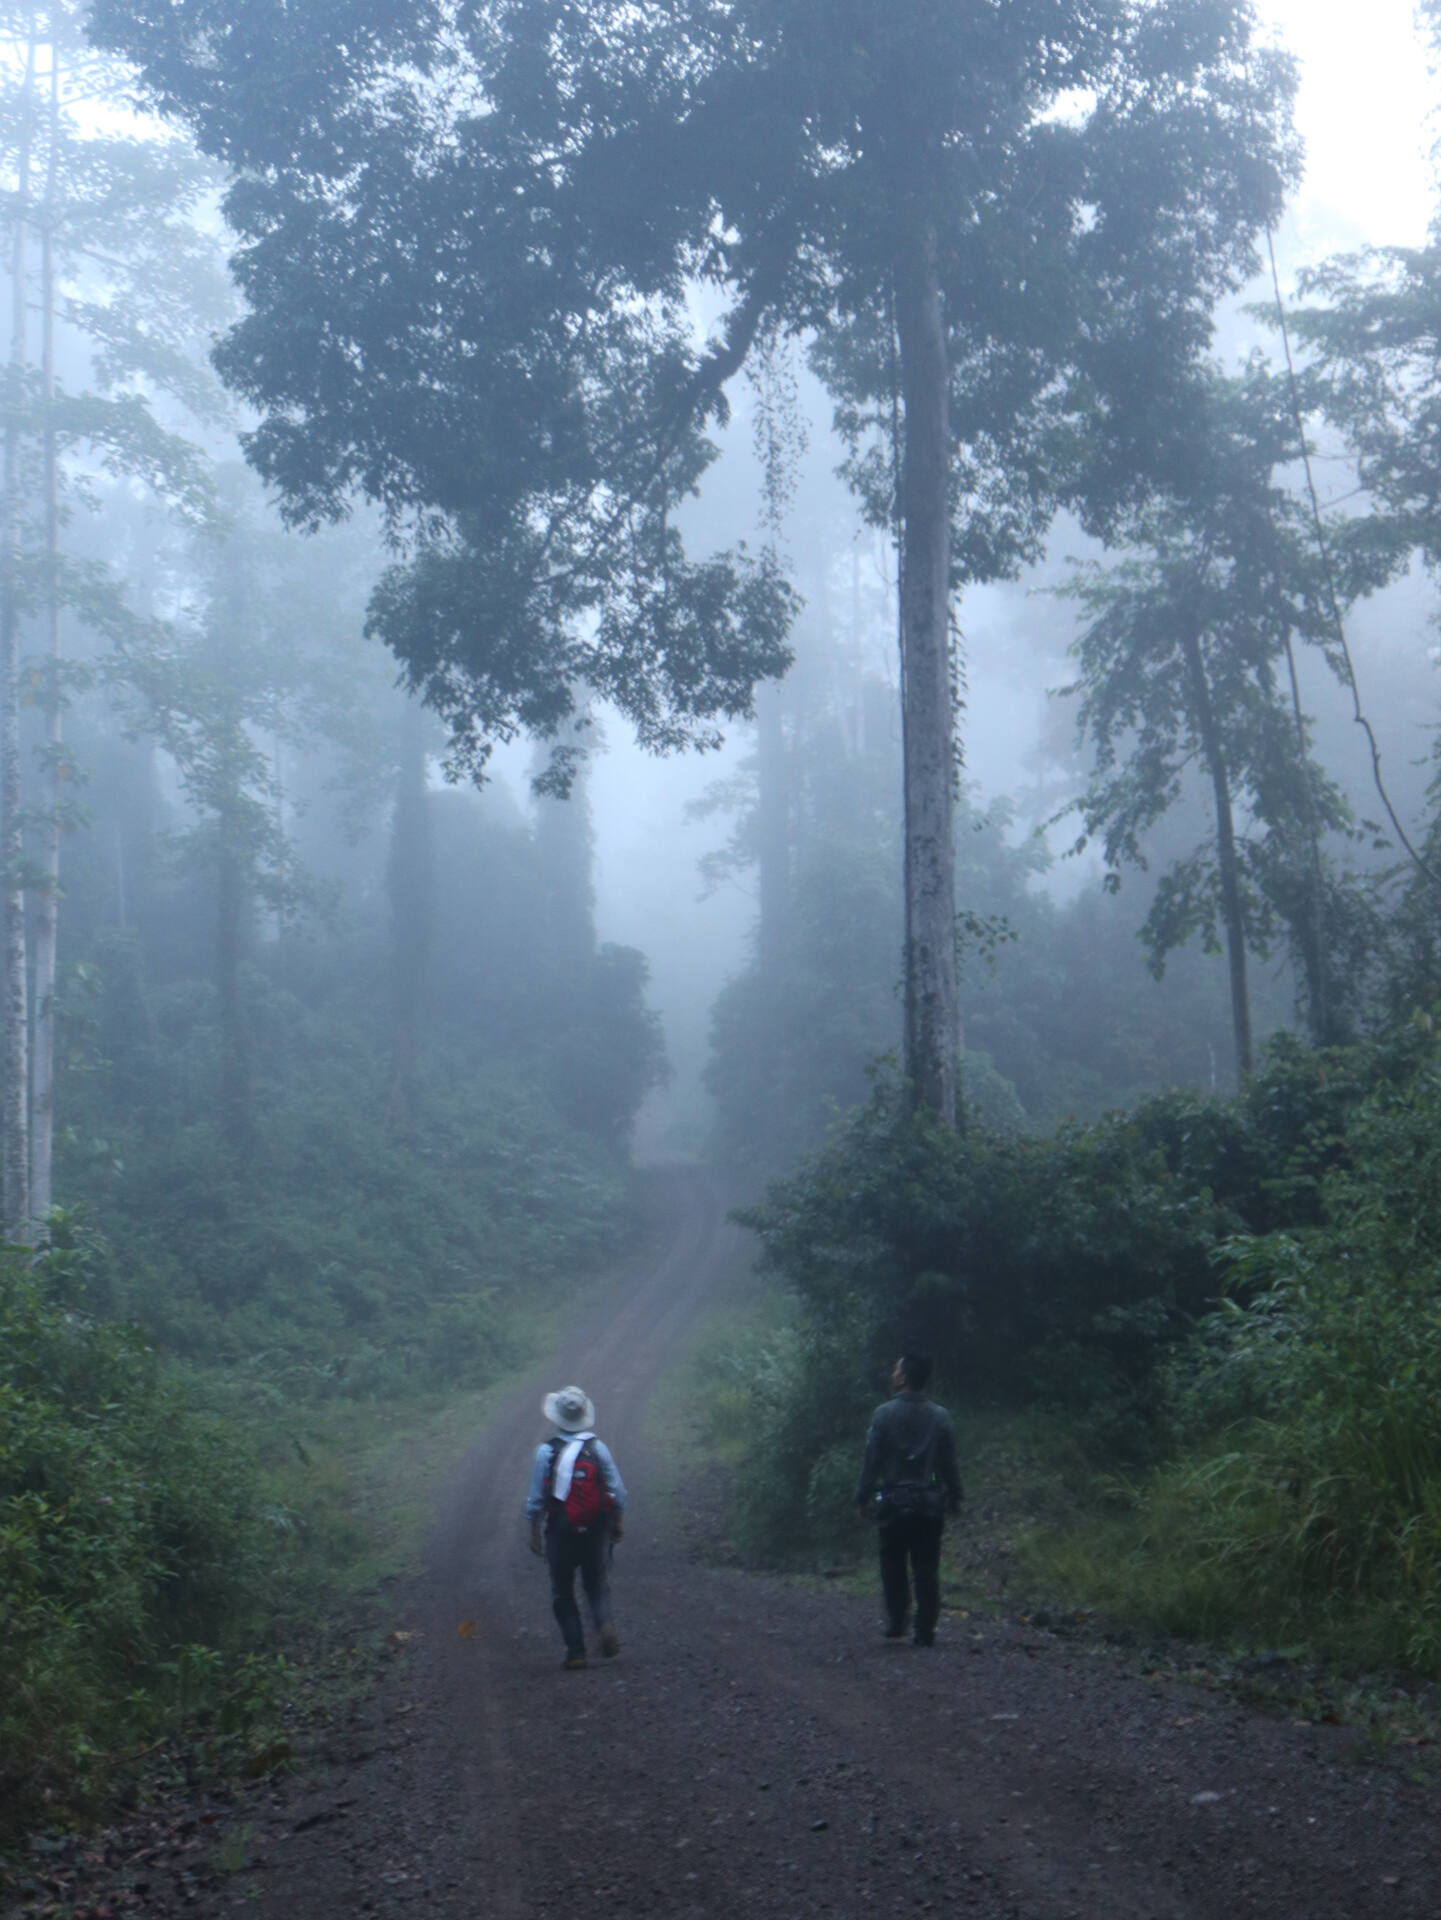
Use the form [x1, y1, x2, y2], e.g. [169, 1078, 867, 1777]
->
[1261, 0, 1435, 258]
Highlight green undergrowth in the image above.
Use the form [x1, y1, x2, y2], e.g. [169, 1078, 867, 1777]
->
[641, 1241, 766, 1546]
[715, 1026, 1441, 1709]
[681, 1282, 1106, 1600]
[3, 1051, 642, 1840]
[64, 1065, 632, 1395]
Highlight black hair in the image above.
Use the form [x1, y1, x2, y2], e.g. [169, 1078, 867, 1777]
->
[900, 1351, 932, 1390]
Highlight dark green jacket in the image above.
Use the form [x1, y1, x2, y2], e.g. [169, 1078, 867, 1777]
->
[854, 1390, 962, 1514]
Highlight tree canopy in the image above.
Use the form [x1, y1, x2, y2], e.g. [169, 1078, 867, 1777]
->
[91, 0, 1299, 1115]
[93, 0, 1297, 719]
[1062, 366, 1367, 1077]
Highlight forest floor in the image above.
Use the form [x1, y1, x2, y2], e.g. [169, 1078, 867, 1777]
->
[7, 1167, 1441, 1920]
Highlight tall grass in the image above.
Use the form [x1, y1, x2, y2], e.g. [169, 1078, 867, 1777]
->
[1043, 1049, 1441, 1672]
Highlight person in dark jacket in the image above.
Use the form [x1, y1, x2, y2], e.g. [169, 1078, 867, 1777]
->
[854, 1353, 962, 1646]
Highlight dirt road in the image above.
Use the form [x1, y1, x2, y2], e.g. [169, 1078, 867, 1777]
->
[206, 1172, 1441, 1916]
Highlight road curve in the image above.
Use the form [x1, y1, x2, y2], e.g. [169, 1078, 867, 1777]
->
[252, 1168, 1441, 1920]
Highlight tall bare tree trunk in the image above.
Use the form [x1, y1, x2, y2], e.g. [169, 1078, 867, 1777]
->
[1, 21, 38, 1238]
[31, 34, 62, 1222]
[1182, 624, 1253, 1084]
[894, 226, 958, 1123]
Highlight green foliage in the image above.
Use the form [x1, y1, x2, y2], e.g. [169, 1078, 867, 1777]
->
[731, 1031, 1415, 1563]
[1095, 1034, 1441, 1670]
[1369, 748, 1441, 1027]
[731, 1016, 1441, 1673]
[94, 0, 1297, 780]
[1060, 365, 1371, 1056]
[0, 0, 231, 696]
[48, 663, 656, 1391]
[1293, 235, 1441, 578]
[0, 1224, 283, 1822]
[61, 1012, 631, 1395]
[743, 1073, 1218, 1422]
[687, 1292, 876, 1564]
[538, 941, 672, 1146]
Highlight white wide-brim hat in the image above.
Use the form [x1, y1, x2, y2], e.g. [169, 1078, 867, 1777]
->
[543, 1385, 595, 1432]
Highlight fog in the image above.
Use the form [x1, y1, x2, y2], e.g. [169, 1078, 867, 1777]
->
[580, 0, 1441, 1144]
[5, 0, 1441, 1196]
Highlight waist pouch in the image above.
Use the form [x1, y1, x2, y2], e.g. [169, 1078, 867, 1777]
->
[878, 1484, 945, 1519]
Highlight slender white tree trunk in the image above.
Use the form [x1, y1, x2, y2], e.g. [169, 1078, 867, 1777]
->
[31, 33, 62, 1222]
[1, 21, 38, 1238]
[894, 226, 959, 1123]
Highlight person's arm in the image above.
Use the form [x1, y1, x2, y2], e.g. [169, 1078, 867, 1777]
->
[525, 1444, 550, 1551]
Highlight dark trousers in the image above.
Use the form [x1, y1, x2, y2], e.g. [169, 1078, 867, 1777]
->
[545, 1518, 613, 1654]
[877, 1512, 944, 1640]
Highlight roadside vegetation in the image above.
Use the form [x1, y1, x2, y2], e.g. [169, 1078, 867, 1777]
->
[702, 1023, 1441, 1687]
[0, 10, 663, 1834]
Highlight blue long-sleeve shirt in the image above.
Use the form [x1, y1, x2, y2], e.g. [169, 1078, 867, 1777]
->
[525, 1434, 627, 1520]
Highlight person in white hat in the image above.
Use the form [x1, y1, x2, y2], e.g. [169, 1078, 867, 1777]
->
[525, 1385, 627, 1669]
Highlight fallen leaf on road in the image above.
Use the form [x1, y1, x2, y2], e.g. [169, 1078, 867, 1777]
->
[457, 1620, 476, 1640]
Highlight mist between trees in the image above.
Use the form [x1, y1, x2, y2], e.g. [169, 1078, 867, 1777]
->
[5, 0, 1441, 1830]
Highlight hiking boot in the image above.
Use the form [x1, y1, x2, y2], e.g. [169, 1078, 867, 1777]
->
[912, 1630, 935, 1648]
[562, 1650, 588, 1670]
[599, 1624, 620, 1659]
[884, 1620, 909, 1640]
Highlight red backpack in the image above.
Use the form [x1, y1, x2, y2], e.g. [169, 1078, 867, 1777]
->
[545, 1437, 612, 1531]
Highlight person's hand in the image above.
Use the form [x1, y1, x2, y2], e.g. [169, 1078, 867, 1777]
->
[610, 1515, 624, 1543]
[528, 1519, 544, 1557]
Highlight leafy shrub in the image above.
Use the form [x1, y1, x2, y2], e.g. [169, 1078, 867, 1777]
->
[0, 1226, 285, 1825]
[730, 1033, 1422, 1563]
[741, 1069, 1229, 1411]
[1099, 1037, 1441, 1670]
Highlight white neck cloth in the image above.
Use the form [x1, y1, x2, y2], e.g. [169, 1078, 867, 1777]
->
[552, 1431, 595, 1500]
